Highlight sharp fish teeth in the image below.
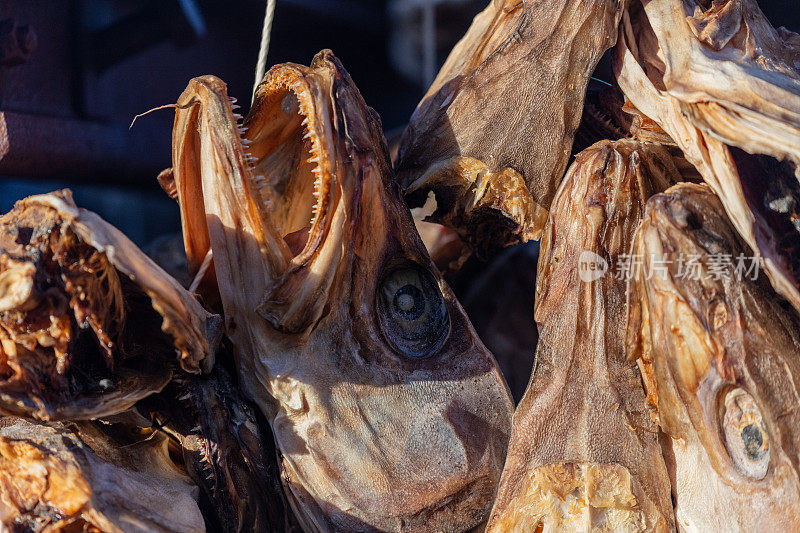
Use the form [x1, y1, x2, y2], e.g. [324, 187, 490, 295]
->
[233, 113, 243, 120]
[230, 104, 241, 110]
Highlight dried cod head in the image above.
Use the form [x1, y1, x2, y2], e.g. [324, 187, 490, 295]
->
[169, 50, 513, 531]
[487, 140, 679, 532]
[147, 366, 297, 532]
[615, 0, 800, 311]
[0, 415, 204, 532]
[627, 182, 800, 530]
[0, 191, 219, 421]
[394, 0, 626, 252]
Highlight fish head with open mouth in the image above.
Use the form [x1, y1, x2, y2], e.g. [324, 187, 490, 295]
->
[628, 182, 800, 530]
[170, 50, 513, 532]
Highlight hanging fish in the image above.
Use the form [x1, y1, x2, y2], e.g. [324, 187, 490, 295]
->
[615, 0, 800, 312]
[627, 182, 800, 530]
[487, 139, 680, 532]
[168, 50, 513, 532]
[0, 191, 220, 421]
[394, 0, 626, 253]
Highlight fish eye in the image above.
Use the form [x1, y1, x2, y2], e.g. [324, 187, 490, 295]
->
[377, 263, 449, 358]
[720, 387, 770, 479]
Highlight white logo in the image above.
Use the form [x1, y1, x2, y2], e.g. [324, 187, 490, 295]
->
[578, 251, 608, 282]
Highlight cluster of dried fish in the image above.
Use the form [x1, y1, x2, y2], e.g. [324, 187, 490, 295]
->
[0, 0, 798, 531]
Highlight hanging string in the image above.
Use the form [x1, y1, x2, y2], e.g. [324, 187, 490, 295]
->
[253, 0, 277, 103]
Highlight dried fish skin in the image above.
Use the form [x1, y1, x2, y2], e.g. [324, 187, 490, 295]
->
[0, 190, 219, 421]
[148, 367, 297, 533]
[487, 140, 679, 532]
[627, 182, 800, 531]
[615, 0, 800, 312]
[645, 0, 800, 164]
[170, 51, 513, 532]
[0, 416, 204, 532]
[395, 0, 626, 250]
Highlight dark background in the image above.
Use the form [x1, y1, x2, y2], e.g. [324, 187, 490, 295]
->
[0, 0, 485, 244]
[0, 0, 797, 245]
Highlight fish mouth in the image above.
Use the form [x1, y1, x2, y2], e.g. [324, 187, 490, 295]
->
[242, 65, 336, 263]
[173, 65, 338, 281]
[0, 191, 217, 420]
[172, 55, 350, 331]
[731, 150, 800, 294]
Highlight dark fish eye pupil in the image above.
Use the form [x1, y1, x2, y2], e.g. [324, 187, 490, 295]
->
[393, 284, 425, 320]
[742, 423, 765, 459]
[378, 264, 449, 358]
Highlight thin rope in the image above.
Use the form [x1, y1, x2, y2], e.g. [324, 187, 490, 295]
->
[590, 76, 613, 87]
[253, 0, 277, 103]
